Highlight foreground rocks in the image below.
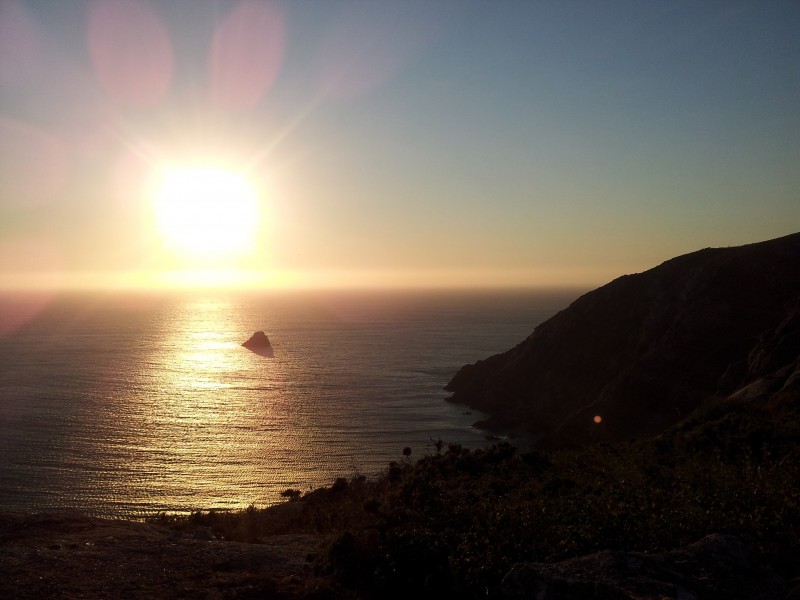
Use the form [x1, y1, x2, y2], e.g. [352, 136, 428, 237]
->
[0, 513, 333, 600]
[502, 534, 789, 600]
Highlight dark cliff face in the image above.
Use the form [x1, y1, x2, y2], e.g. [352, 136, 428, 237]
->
[445, 232, 800, 446]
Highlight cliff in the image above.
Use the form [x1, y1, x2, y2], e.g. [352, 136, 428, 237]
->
[445, 232, 800, 446]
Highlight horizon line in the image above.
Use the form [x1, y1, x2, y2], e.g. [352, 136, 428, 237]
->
[0, 266, 630, 294]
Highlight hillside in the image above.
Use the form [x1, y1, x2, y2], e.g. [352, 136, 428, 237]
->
[445, 232, 800, 446]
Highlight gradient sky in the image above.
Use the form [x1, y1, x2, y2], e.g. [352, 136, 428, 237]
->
[1, 0, 798, 289]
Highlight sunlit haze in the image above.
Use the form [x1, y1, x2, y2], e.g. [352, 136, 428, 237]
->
[1, 0, 798, 290]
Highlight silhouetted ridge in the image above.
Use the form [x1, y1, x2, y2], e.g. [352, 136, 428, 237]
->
[445, 232, 800, 446]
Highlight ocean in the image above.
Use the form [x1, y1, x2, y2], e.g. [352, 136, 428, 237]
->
[0, 289, 578, 518]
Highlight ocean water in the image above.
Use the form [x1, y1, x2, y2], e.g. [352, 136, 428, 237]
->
[0, 289, 577, 518]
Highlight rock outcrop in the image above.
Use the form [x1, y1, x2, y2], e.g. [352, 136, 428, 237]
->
[446, 232, 800, 446]
[502, 533, 788, 600]
[242, 331, 273, 355]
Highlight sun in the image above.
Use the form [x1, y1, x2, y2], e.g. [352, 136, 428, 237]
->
[149, 165, 260, 261]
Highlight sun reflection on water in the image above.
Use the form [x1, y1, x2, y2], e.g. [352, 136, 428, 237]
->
[103, 296, 306, 515]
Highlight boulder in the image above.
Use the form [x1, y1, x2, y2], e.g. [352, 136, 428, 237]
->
[502, 534, 787, 600]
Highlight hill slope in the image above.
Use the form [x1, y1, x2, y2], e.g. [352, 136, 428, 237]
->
[446, 232, 800, 446]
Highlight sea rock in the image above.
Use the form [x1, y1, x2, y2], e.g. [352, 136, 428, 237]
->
[445, 232, 800, 446]
[501, 534, 787, 600]
[242, 331, 272, 354]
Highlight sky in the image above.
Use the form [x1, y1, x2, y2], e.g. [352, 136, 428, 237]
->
[1, 0, 798, 290]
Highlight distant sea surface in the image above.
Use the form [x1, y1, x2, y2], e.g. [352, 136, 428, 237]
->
[0, 289, 578, 518]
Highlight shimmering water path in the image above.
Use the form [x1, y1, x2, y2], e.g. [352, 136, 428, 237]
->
[0, 289, 577, 517]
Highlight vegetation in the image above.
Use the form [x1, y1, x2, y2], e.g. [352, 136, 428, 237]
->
[151, 390, 800, 598]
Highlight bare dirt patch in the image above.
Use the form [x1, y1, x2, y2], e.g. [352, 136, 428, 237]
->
[0, 513, 341, 599]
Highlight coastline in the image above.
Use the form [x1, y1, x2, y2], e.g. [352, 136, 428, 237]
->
[4, 394, 799, 599]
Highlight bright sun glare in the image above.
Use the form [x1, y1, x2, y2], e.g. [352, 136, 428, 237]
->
[150, 165, 260, 261]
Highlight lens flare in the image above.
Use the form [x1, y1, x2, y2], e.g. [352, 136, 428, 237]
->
[210, 0, 284, 110]
[88, 0, 173, 107]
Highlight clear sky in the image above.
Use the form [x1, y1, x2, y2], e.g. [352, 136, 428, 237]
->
[1, 0, 798, 290]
